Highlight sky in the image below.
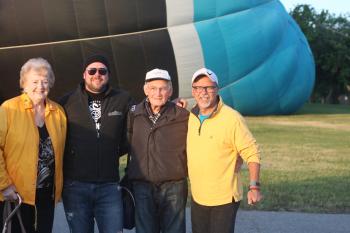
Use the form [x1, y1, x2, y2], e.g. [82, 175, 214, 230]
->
[279, 0, 350, 16]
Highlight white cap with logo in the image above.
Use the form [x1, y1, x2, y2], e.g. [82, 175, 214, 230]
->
[145, 68, 171, 81]
[191, 68, 218, 85]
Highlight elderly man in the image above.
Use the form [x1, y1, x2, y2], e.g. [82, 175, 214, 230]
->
[187, 68, 263, 233]
[60, 55, 132, 233]
[127, 68, 189, 233]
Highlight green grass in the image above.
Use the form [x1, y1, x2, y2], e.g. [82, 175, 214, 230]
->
[240, 103, 350, 213]
[120, 103, 350, 213]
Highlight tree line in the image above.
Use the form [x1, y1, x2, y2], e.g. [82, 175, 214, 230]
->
[290, 4, 350, 104]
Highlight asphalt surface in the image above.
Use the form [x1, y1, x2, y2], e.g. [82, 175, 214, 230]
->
[53, 203, 350, 233]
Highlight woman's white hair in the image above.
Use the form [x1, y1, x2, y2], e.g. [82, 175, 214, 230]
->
[19, 57, 55, 89]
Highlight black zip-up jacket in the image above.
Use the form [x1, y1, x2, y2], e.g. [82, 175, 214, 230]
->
[127, 100, 189, 184]
[60, 83, 132, 182]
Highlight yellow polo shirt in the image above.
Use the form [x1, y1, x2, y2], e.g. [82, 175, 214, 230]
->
[187, 99, 260, 206]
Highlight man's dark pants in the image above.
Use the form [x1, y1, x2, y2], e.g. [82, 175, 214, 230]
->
[133, 179, 188, 233]
[191, 199, 240, 233]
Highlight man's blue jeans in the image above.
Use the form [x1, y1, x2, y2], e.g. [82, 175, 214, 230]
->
[62, 180, 123, 233]
[133, 179, 188, 233]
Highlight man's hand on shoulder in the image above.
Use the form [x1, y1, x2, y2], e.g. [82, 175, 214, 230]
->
[172, 98, 188, 108]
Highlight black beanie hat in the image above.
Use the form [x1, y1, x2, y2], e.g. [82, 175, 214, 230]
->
[83, 54, 110, 73]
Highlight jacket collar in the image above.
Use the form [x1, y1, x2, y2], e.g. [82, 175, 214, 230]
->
[21, 93, 57, 113]
[191, 96, 224, 119]
[133, 99, 177, 121]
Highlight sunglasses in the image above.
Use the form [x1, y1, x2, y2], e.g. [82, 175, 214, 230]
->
[87, 68, 108, 75]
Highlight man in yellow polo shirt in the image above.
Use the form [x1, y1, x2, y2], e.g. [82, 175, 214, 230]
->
[187, 68, 263, 233]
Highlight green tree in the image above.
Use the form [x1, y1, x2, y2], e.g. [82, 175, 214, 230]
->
[290, 5, 350, 103]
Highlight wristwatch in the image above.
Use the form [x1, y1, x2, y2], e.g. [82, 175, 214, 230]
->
[249, 180, 260, 187]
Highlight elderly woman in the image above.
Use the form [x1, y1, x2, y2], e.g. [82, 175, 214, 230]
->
[0, 58, 66, 232]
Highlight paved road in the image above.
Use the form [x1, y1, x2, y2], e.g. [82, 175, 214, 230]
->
[53, 203, 350, 233]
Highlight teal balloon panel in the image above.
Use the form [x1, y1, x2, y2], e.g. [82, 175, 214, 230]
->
[193, 0, 315, 115]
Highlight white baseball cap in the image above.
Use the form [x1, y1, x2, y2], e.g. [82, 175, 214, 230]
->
[191, 68, 219, 85]
[145, 68, 171, 81]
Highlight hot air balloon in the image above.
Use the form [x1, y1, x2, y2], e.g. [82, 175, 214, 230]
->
[0, 0, 314, 115]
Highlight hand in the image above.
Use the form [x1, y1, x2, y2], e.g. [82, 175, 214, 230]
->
[234, 156, 243, 173]
[1, 184, 18, 201]
[172, 98, 188, 108]
[247, 189, 263, 205]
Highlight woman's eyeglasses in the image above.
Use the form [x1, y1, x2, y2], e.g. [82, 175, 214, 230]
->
[87, 68, 108, 75]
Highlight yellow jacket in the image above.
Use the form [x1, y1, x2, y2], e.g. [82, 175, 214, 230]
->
[187, 98, 260, 206]
[0, 94, 66, 205]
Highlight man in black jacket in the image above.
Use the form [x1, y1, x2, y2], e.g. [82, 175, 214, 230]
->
[127, 68, 189, 233]
[60, 55, 132, 233]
